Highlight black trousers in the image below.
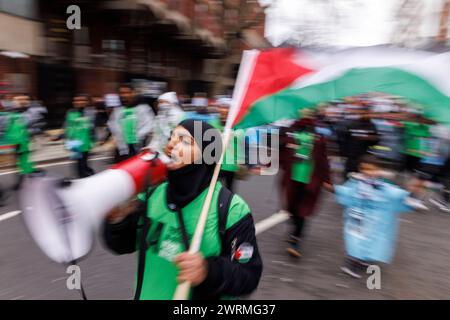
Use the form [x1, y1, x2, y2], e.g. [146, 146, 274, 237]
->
[219, 170, 236, 192]
[344, 156, 361, 179]
[76, 152, 94, 178]
[441, 156, 450, 203]
[13, 174, 24, 191]
[287, 182, 307, 239]
[291, 215, 306, 239]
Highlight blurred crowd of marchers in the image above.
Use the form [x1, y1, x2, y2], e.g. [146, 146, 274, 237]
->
[0, 87, 275, 203]
[292, 93, 450, 212]
[1, 83, 450, 219]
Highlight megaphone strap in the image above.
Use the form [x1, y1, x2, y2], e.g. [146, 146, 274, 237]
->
[134, 211, 150, 301]
[174, 206, 190, 252]
[134, 182, 158, 300]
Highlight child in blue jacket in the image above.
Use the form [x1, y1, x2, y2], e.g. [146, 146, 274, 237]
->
[335, 154, 413, 278]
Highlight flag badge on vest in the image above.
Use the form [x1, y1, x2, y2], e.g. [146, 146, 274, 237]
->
[233, 242, 254, 263]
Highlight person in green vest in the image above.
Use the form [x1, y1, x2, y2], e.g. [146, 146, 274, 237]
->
[8, 94, 35, 190]
[103, 119, 262, 300]
[0, 101, 11, 205]
[280, 109, 333, 258]
[211, 97, 245, 191]
[401, 112, 435, 209]
[107, 83, 155, 163]
[64, 94, 95, 178]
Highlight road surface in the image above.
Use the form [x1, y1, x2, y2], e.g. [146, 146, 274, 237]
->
[1, 158, 450, 299]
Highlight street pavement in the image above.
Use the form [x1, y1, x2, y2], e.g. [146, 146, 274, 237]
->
[1, 157, 450, 299]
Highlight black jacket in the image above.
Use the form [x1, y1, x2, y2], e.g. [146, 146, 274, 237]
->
[342, 118, 379, 158]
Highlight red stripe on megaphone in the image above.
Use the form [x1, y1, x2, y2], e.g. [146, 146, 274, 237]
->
[111, 150, 167, 193]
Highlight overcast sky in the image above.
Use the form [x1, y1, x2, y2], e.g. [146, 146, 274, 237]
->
[259, 0, 444, 47]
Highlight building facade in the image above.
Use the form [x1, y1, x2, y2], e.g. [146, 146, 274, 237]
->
[0, 0, 267, 125]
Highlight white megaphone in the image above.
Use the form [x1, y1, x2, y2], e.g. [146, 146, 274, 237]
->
[19, 150, 167, 264]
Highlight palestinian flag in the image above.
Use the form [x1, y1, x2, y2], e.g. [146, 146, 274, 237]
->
[231, 47, 450, 129]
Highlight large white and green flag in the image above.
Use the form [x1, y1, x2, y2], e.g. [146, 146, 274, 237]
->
[233, 47, 450, 129]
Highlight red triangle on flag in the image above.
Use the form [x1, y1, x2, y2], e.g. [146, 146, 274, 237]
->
[233, 48, 314, 126]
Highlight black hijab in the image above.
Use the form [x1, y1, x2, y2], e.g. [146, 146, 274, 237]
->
[166, 119, 222, 208]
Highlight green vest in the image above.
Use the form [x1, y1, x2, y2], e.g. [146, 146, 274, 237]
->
[4, 112, 34, 173]
[402, 121, 431, 158]
[66, 110, 93, 152]
[121, 107, 138, 145]
[6, 112, 30, 153]
[138, 181, 250, 300]
[291, 131, 315, 184]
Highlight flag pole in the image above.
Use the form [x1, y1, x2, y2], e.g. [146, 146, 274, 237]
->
[173, 50, 258, 300]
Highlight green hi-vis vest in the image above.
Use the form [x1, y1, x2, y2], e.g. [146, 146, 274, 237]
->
[209, 119, 244, 173]
[121, 107, 138, 145]
[402, 121, 431, 158]
[4, 112, 34, 173]
[291, 131, 315, 184]
[138, 181, 250, 300]
[6, 112, 30, 153]
[66, 110, 93, 152]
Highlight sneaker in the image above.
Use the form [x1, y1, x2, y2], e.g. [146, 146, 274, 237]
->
[287, 247, 301, 258]
[440, 204, 450, 213]
[286, 242, 301, 258]
[405, 197, 429, 211]
[429, 198, 450, 213]
[285, 235, 301, 244]
[340, 266, 362, 279]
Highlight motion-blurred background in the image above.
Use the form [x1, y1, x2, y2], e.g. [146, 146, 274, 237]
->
[1, 0, 449, 127]
[1, 0, 450, 300]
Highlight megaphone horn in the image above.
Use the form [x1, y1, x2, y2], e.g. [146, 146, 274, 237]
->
[19, 150, 167, 264]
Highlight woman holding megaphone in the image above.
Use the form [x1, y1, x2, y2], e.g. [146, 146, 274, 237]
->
[103, 119, 262, 300]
